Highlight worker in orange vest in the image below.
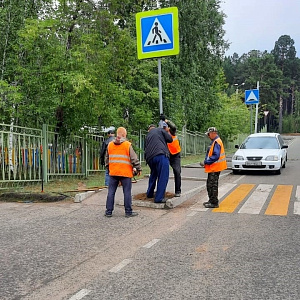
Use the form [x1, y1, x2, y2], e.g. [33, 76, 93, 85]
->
[200, 127, 227, 208]
[164, 118, 181, 197]
[104, 127, 142, 217]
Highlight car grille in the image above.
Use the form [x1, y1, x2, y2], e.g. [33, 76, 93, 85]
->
[242, 164, 266, 169]
[246, 156, 263, 161]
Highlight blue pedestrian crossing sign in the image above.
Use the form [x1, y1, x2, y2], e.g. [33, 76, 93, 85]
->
[136, 7, 179, 59]
[245, 89, 259, 104]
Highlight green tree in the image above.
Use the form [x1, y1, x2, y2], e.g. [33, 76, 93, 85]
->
[0, 0, 47, 124]
[271, 35, 300, 132]
[158, 0, 228, 131]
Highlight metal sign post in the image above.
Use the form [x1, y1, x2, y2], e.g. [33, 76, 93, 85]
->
[254, 81, 259, 133]
[158, 58, 163, 114]
[245, 85, 260, 134]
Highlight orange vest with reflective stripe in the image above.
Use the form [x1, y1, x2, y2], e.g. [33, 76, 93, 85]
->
[204, 138, 227, 173]
[108, 141, 133, 178]
[168, 135, 181, 155]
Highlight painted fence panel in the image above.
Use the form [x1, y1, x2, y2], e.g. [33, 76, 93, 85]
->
[0, 123, 245, 184]
[0, 124, 43, 182]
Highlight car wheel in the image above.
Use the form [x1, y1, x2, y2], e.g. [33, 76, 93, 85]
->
[275, 168, 281, 175]
[282, 155, 287, 168]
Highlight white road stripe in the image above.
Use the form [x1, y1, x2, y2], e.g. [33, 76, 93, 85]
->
[143, 239, 160, 248]
[109, 259, 133, 273]
[294, 186, 300, 215]
[294, 202, 300, 215]
[69, 289, 91, 300]
[187, 211, 198, 217]
[233, 175, 245, 184]
[238, 184, 273, 214]
[219, 183, 237, 198]
[295, 186, 300, 202]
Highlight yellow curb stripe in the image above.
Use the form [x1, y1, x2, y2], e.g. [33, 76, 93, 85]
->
[213, 184, 255, 213]
[265, 185, 292, 216]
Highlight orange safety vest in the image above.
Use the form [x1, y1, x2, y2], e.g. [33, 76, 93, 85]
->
[168, 135, 181, 155]
[107, 141, 133, 178]
[204, 137, 227, 173]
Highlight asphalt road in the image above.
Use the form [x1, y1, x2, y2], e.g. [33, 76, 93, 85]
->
[1, 135, 300, 300]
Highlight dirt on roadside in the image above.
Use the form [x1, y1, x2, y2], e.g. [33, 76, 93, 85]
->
[133, 192, 175, 202]
[0, 192, 71, 203]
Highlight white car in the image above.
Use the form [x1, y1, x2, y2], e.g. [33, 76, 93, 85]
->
[231, 133, 288, 175]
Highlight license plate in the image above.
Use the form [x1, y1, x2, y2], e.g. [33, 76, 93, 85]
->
[245, 161, 262, 166]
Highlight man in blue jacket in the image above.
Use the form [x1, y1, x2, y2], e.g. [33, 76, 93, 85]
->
[145, 124, 173, 203]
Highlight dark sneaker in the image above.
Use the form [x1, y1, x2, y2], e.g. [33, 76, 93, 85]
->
[203, 201, 210, 206]
[204, 202, 219, 208]
[125, 212, 138, 218]
[104, 213, 112, 217]
[175, 193, 181, 197]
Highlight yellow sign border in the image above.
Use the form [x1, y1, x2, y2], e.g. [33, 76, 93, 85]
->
[136, 7, 179, 60]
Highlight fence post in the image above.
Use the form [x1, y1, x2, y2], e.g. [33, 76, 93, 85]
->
[182, 125, 186, 157]
[84, 138, 88, 177]
[139, 129, 143, 163]
[42, 124, 48, 183]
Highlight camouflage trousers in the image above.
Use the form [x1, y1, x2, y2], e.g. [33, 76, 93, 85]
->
[206, 171, 220, 205]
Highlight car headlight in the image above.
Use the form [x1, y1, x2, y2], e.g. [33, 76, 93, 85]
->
[265, 155, 279, 161]
[232, 155, 244, 160]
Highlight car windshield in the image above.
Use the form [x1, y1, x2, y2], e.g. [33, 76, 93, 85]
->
[240, 137, 280, 149]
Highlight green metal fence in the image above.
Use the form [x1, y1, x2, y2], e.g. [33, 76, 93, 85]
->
[0, 124, 43, 183]
[0, 123, 249, 185]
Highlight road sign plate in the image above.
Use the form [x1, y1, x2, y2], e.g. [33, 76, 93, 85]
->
[245, 89, 259, 104]
[136, 7, 179, 59]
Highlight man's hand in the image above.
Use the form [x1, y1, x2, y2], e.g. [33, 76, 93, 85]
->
[160, 114, 166, 121]
[133, 168, 141, 176]
[200, 161, 204, 167]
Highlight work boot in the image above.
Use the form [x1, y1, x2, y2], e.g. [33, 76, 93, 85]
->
[125, 212, 138, 218]
[204, 202, 219, 208]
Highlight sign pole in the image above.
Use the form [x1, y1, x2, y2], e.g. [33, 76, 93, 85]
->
[158, 58, 163, 114]
[254, 81, 259, 133]
[245, 87, 259, 134]
[250, 106, 252, 134]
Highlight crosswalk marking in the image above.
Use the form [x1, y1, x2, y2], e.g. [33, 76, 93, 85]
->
[191, 183, 236, 212]
[213, 184, 255, 213]
[296, 186, 300, 202]
[238, 184, 273, 214]
[265, 185, 292, 216]
[294, 186, 300, 215]
[190, 184, 300, 216]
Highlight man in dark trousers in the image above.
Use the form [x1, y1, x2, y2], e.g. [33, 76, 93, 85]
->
[200, 127, 227, 208]
[164, 118, 181, 197]
[105, 127, 142, 217]
[145, 124, 173, 203]
[100, 129, 115, 186]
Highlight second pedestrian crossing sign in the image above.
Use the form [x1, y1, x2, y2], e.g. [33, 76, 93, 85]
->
[245, 89, 259, 104]
[136, 7, 179, 59]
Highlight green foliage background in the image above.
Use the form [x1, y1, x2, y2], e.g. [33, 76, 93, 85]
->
[0, 0, 299, 138]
